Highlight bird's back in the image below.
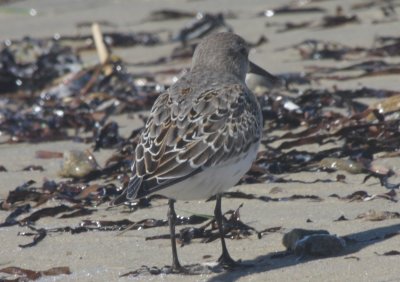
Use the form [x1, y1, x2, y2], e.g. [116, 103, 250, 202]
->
[112, 32, 266, 204]
[112, 69, 262, 203]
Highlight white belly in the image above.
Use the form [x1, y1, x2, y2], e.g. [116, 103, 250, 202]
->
[154, 143, 259, 201]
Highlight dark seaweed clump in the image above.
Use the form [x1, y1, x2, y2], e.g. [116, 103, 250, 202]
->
[0, 3, 399, 278]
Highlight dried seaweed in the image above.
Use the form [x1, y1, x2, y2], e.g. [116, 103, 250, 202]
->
[369, 39, 400, 57]
[330, 190, 398, 202]
[208, 191, 323, 202]
[0, 43, 163, 143]
[344, 255, 360, 261]
[20, 205, 74, 224]
[243, 84, 400, 184]
[17, 31, 161, 51]
[0, 204, 31, 227]
[351, 0, 396, 10]
[364, 171, 400, 190]
[18, 226, 47, 248]
[144, 9, 196, 22]
[283, 35, 400, 61]
[12, 213, 209, 249]
[2, 180, 43, 207]
[0, 38, 81, 94]
[0, 266, 71, 280]
[1, 8, 400, 274]
[329, 190, 370, 201]
[59, 208, 96, 218]
[321, 12, 360, 28]
[172, 13, 232, 43]
[277, 39, 365, 60]
[93, 121, 123, 151]
[35, 150, 63, 159]
[268, 6, 360, 34]
[258, 226, 282, 238]
[308, 60, 400, 80]
[375, 250, 400, 256]
[146, 204, 261, 245]
[276, 21, 314, 33]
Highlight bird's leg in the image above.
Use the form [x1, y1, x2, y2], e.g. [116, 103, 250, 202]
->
[168, 199, 184, 272]
[214, 194, 238, 268]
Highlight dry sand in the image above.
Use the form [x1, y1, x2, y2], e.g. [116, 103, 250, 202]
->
[1, 0, 400, 281]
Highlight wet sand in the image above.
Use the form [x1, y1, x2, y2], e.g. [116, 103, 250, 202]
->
[1, 0, 400, 281]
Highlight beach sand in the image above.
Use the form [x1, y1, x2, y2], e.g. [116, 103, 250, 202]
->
[0, 0, 399, 281]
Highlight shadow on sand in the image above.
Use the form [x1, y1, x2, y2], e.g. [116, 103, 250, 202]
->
[208, 223, 400, 282]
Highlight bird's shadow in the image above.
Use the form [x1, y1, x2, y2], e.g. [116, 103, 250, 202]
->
[207, 223, 400, 282]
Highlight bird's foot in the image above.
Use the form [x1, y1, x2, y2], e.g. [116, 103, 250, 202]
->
[217, 254, 252, 270]
[217, 252, 255, 270]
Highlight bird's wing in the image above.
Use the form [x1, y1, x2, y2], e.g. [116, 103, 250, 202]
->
[124, 83, 261, 200]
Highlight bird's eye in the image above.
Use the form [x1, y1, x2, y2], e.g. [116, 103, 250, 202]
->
[240, 47, 248, 56]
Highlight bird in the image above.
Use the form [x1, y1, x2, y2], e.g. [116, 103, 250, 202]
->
[113, 32, 279, 272]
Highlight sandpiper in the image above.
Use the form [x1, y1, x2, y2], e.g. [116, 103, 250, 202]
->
[114, 32, 279, 272]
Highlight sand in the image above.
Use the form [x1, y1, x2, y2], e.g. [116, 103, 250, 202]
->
[0, 0, 400, 281]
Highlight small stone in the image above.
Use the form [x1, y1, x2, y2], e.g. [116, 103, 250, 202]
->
[283, 228, 329, 251]
[294, 234, 346, 257]
[59, 150, 99, 178]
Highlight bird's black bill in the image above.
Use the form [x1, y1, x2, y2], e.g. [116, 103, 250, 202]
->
[249, 61, 283, 87]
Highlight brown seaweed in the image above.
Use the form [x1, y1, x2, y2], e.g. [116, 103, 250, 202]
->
[364, 170, 400, 190]
[0, 204, 31, 227]
[20, 205, 74, 224]
[208, 191, 323, 203]
[0, 38, 81, 94]
[18, 226, 47, 248]
[0, 266, 71, 280]
[277, 39, 367, 60]
[146, 204, 260, 246]
[34, 150, 64, 159]
[2, 180, 41, 206]
[0, 45, 163, 143]
[375, 250, 400, 256]
[307, 60, 400, 80]
[94, 121, 123, 151]
[321, 13, 360, 28]
[144, 9, 196, 22]
[172, 13, 232, 43]
[276, 21, 313, 33]
[267, 6, 360, 33]
[1, 12, 400, 271]
[12, 213, 209, 249]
